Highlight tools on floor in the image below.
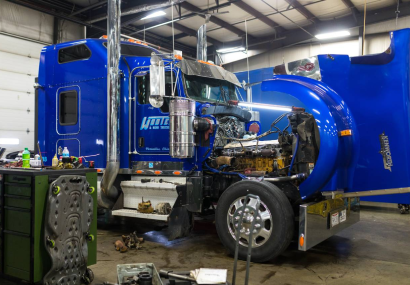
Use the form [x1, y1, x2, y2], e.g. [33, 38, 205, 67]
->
[116, 263, 230, 285]
[115, 240, 128, 253]
[114, 231, 144, 253]
[159, 270, 196, 283]
[113, 201, 262, 285]
[122, 272, 153, 285]
[117, 263, 162, 285]
[160, 269, 228, 285]
[123, 231, 144, 249]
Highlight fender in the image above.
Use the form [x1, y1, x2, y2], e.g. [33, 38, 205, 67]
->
[261, 75, 359, 199]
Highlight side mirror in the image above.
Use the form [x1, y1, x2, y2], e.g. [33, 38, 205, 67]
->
[149, 54, 165, 108]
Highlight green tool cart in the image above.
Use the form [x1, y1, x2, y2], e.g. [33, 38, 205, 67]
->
[0, 168, 97, 284]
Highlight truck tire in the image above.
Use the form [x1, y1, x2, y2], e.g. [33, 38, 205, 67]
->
[215, 180, 294, 262]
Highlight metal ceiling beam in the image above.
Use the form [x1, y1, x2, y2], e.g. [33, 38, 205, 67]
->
[88, 0, 186, 24]
[6, 0, 196, 56]
[226, 2, 410, 57]
[168, 21, 222, 46]
[121, 1, 233, 29]
[6, 0, 103, 27]
[69, 0, 108, 17]
[283, 0, 319, 24]
[169, 33, 189, 40]
[133, 17, 223, 46]
[180, 1, 253, 39]
[207, 0, 324, 33]
[20, 0, 79, 15]
[341, 0, 360, 15]
[229, 0, 286, 34]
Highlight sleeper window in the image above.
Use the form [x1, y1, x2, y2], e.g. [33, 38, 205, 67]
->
[59, 91, 78, 125]
[59, 44, 91, 64]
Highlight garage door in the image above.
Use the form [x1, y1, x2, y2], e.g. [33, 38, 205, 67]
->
[0, 34, 44, 156]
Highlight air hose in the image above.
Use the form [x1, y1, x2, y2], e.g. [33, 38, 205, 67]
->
[288, 133, 300, 176]
[204, 161, 248, 180]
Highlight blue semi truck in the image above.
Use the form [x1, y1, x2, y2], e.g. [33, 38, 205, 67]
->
[35, 19, 410, 261]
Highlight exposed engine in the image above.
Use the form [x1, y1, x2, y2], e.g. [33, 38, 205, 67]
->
[208, 110, 319, 181]
[214, 116, 245, 147]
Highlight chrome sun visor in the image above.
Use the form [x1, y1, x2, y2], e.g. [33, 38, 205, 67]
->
[178, 59, 242, 87]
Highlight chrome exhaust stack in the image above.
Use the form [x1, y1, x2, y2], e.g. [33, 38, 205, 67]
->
[197, 24, 207, 61]
[100, 0, 121, 208]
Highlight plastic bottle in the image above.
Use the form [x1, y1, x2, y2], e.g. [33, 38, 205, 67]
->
[62, 147, 69, 157]
[22, 148, 30, 168]
[52, 154, 59, 168]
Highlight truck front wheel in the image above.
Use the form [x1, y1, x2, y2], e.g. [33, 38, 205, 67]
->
[215, 180, 294, 262]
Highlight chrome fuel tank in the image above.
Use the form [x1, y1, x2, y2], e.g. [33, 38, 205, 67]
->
[169, 98, 196, 158]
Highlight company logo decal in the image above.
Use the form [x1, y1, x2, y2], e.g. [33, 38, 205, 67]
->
[298, 62, 315, 72]
[379, 132, 393, 172]
[140, 116, 169, 130]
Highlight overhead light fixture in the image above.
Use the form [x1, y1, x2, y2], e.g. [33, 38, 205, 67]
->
[239, 102, 292, 112]
[315, 30, 350, 40]
[140, 11, 166, 20]
[0, 138, 20, 145]
[216, 46, 246, 54]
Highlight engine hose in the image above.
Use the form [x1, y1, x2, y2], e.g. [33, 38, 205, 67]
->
[288, 133, 300, 176]
[264, 173, 306, 182]
[204, 162, 248, 180]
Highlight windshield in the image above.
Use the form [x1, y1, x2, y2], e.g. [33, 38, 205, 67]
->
[183, 74, 238, 103]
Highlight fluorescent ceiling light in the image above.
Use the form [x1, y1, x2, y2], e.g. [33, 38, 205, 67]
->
[239, 102, 292, 112]
[0, 138, 19, 145]
[216, 47, 246, 54]
[315, 30, 350, 40]
[141, 11, 166, 20]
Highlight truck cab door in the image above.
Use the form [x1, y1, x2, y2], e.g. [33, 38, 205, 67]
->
[134, 71, 179, 155]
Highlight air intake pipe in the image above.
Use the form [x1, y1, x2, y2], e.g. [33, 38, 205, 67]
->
[99, 0, 121, 209]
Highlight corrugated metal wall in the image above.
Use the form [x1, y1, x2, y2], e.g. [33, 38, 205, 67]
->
[0, 0, 84, 156]
[0, 34, 43, 154]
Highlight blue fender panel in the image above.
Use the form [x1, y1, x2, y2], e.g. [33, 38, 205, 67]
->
[262, 76, 359, 199]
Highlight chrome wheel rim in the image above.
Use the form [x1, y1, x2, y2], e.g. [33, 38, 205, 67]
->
[227, 195, 273, 248]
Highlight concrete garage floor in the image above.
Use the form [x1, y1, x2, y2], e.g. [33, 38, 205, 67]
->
[90, 206, 410, 285]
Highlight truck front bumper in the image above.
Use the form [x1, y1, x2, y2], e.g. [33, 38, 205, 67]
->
[298, 197, 360, 251]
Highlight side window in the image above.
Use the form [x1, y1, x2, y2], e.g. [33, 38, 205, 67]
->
[59, 44, 91, 64]
[162, 72, 178, 113]
[137, 71, 178, 113]
[138, 75, 150, 104]
[59, 91, 78, 125]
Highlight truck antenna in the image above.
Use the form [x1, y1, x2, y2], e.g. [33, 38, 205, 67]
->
[171, 2, 175, 96]
[245, 18, 252, 106]
[245, 18, 250, 86]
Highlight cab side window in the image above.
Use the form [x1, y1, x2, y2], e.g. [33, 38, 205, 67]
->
[137, 71, 178, 113]
[137, 75, 150, 104]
